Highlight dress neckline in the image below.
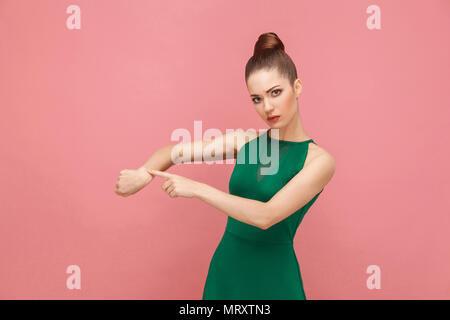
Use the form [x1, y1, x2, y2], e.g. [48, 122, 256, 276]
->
[266, 128, 314, 144]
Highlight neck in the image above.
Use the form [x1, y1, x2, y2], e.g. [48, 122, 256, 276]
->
[271, 111, 310, 142]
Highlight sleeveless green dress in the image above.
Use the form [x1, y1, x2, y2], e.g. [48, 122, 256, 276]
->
[202, 128, 323, 300]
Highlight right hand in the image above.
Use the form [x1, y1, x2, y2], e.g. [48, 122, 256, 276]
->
[115, 167, 153, 197]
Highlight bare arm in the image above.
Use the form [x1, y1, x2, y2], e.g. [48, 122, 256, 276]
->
[116, 129, 262, 197]
[138, 128, 260, 171]
[265, 152, 335, 228]
[138, 143, 178, 172]
[194, 182, 270, 229]
[144, 128, 335, 230]
[148, 166, 270, 229]
[192, 152, 336, 230]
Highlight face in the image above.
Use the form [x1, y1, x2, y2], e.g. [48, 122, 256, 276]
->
[247, 68, 302, 128]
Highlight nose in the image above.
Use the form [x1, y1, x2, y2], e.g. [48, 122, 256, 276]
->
[263, 99, 274, 113]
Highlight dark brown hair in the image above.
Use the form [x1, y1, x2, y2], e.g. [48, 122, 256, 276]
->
[245, 32, 298, 87]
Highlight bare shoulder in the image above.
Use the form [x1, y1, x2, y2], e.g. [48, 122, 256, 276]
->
[304, 142, 336, 171]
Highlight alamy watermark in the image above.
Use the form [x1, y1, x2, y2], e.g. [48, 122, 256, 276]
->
[169, 120, 280, 175]
[66, 265, 81, 290]
[366, 265, 381, 289]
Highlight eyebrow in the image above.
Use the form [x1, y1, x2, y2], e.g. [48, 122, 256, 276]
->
[250, 84, 280, 97]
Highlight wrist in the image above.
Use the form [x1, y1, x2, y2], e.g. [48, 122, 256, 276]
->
[137, 166, 148, 172]
[137, 166, 152, 184]
[194, 181, 207, 199]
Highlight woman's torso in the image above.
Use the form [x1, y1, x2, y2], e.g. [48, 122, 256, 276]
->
[225, 128, 324, 244]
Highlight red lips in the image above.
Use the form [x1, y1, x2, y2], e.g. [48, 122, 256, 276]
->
[268, 115, 280, 123]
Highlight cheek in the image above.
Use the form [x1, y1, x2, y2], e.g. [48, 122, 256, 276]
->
[279, 94, 294, 112]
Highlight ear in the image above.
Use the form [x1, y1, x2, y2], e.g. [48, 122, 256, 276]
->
[293, 79, 302, 99]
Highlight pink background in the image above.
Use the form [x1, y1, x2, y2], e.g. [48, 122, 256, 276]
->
[1, 0, 449, 299]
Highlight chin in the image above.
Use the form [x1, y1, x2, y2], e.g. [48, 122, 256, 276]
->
[268, 121, 282, 127]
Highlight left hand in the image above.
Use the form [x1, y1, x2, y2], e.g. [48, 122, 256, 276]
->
[147, 169, 201, 198]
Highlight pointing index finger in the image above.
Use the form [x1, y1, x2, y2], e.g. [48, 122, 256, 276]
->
[147, 169, 172, 178]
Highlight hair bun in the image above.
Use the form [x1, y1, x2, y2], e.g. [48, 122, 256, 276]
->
[253, 32, 285, 56]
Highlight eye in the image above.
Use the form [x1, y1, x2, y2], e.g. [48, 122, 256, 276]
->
[252, 89, 282, 104]
[272, 89, 282, 96]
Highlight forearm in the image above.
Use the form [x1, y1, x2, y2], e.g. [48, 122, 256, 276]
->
[138, 139, 208, 171]
[139, 144, 177, 171]
[194, 182, 269, 230]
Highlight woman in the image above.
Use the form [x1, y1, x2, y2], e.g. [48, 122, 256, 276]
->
[115, 32, 336, 300]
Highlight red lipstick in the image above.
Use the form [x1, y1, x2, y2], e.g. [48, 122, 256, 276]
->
[267, 115, 280, 123]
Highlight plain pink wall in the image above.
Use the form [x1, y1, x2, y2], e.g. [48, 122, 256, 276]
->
[1, 0, 449, 299]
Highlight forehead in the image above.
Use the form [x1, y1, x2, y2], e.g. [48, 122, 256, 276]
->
[247, 68, 288, 93]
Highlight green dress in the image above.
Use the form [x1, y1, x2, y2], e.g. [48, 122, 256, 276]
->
[202, 128, 324, 300]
